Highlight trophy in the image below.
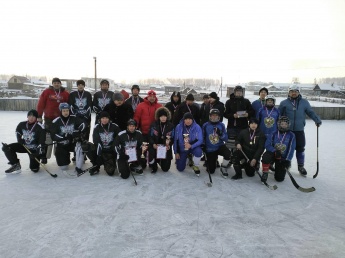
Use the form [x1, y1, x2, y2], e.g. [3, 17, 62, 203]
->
[141, 142, 148, 158]
[183, 134, 190, 150]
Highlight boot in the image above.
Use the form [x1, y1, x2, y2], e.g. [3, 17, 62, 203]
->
[220, 166, 228, 178]
[298, 165, 307, 176]
[231, 165, 242, 180]
[192, 165, 200, 176]
[5, 163, 21, 174]
[150, 163, 158, 174]
[188, 154, 194, 167]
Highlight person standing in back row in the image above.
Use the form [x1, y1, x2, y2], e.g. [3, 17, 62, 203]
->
[36, 77, 70, 163]
[278, 85, 322, 176]
[252, 87, 268, 116]
[125, 85, 144, 112]
[92, 79, 114, 124]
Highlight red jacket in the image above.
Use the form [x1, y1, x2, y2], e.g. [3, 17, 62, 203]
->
[133, 97, 162, 134]
[37, 86, 70, 120]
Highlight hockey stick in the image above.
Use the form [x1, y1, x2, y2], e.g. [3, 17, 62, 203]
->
[22, 144, 57, 178]
[286, 169, 315, 193]
[313, 126, 319, 179]
[239, 149, 277, 190]
[76, 165, 98, 177]
[129, 163, 138, 186]
[203, 153, 212, 187]
[255, 169, 278, 190]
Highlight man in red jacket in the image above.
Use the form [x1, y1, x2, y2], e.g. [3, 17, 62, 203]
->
[36, 77, 69, 162]
[133, 90, 162, 141]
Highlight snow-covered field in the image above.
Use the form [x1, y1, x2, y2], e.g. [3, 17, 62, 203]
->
[0, 111, 345, 258]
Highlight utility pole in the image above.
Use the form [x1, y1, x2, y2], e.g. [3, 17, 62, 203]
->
[93, 57, 97, 91]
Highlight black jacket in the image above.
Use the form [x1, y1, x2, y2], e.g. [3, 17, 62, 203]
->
[235, 128, 266, 161]
[92, 90, 114, 114]
[51, 115, 85, 146]
[16, 121, 46, 150]
[93, 122, 120, 155]
[224, 93, 254, 130]
[165, 92, 181, 122]
[173, 101, 200, 126]
[148, 120, 175, 160]
[68, 90, 93, 121]
[103, 102, 134, 131]
[114, 129, 144, 157]
[200, 99, 225, 126]
[125, 96, 144, 113]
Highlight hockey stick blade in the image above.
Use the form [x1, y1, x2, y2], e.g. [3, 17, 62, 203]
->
[255, 170, 278, 190]
[287, 170, 315, 193]
[22, 144, 57, 178]
[313, 161, 319, 179]
[77, 165, 98, 177]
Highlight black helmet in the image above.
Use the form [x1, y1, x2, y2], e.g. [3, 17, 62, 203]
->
[209, 109, 220, 123]
[278, 116, 290, 132]
[127, 119, 137, 126]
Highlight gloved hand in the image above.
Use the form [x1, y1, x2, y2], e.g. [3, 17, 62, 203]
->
[316, 121, 322, 127]
[275, 150, 282, 160]
[281, 159, 291, 169]
[215, 128, 223, 136]
[37, 145, 46, 158]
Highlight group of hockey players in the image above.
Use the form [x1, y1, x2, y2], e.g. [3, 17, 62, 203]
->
[2, 78, 322, 185]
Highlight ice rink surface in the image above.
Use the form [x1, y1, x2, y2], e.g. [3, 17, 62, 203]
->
[0, 111, 345, 258]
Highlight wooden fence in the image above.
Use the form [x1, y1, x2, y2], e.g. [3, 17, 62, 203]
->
[0, 99, 345, 120]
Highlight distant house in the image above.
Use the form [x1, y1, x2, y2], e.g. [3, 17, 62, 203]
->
[164, 85, 181, 94]
[7, 76, 30, 90]
[313, 84, 342, 95]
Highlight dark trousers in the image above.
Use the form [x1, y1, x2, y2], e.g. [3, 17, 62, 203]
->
[2, 143, 39, 170]
[232, 149, 258, 177]
[206, 145, 231, 173]
[262, 151, 287, 182]
[55, 143, 75, 167]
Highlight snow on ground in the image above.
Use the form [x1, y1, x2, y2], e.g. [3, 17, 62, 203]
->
[0, 111, 345, 257]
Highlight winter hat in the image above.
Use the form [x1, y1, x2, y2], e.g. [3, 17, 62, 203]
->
[147, 90, 156, 97]
[185, 94, 194, 101]
[157, 108, 168, 118]
[52, 77, 61, 84]
[113, 92, 124, 101]
[99, 111, 110, 119]
[131, 85, 140, 91]
[100, 79, 109, 85]
[76, 80, 85, 86]
[120, 89, 129, 100]
[127, 119, 137, 126]
[27, 109, 38, 118]
[249, 117, 259, 125]
[183, 112, 194, 120]
[259, 87, 268, 94]
[203, 94, 209, 99]
[209, 92, 218, 99]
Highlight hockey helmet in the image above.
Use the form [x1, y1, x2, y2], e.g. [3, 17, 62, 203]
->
[209, 109, 220, 123]
[59, 102, 70, 111]
[265, 95, 276, 107]
[127, 119, 137, 126]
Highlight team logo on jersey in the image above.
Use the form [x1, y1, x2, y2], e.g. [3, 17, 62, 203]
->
[274, 143, 286, 153]
[98, 98, 111, 109]
[60, 125, 75, 135]
[264, 117, 275, 128]
[125, 140, 137, 149]
[99, 132, 114, 146]
[209, 134, 220, 145]
[22, 130, 34, 144]
[75, 98, 87, 109]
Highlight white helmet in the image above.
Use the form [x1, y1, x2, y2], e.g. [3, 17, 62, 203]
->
[265, 95, 276, 107]
[289, 84, 299, 92]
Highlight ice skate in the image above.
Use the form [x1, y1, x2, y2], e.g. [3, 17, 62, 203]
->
[5, 163, 21, 174]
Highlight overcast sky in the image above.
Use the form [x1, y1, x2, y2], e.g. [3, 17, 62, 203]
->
[1, 0, 345, 84]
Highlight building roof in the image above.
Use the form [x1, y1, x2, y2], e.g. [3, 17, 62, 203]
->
[315, 84, 342, 91]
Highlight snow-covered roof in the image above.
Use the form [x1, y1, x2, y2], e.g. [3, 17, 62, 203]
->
[316, 84, 342, 91]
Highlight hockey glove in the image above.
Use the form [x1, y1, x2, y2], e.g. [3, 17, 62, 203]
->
[316, 122, 322, 127]
[215, 128, 223, 137]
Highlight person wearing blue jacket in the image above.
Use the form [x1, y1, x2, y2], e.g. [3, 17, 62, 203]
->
[202, 109, 231, 178]
[173, 112, 203, 175]
[252, 87, 268, 116]
[257, 95, 280, 138]
[261, 116, 296, 182]
[278, 85, 322, 176]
